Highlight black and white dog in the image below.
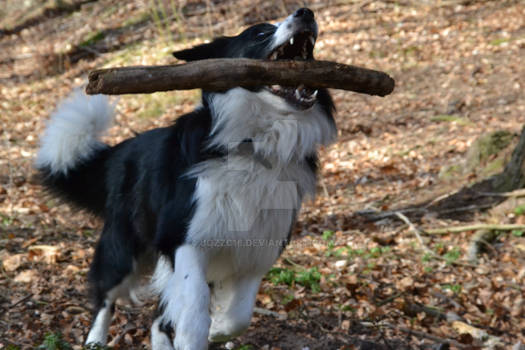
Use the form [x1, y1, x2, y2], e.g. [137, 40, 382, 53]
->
[36, 8, 336, 350]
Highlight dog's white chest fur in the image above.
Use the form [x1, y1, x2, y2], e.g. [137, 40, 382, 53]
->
[187, 156, 315, 279]
[185, 88, 336, 279]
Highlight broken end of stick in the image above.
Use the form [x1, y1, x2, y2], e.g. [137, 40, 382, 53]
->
[86, 70, 102, 95]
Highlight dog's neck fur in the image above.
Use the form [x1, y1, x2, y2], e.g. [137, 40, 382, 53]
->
[205, 88, 337, 165]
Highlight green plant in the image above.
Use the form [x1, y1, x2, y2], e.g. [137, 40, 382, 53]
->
[37, 333, 73, 350]
[322, 230, 334, 241]
[4, 345, 21, 350]
[442, 284, 462, 295]
[511, 230, 524, 237]
[422, 252, 432, 262]
[281, 294, 294, 305]
[346, 247, 365, 258]
[236, 345, 254, 350]
[148, 0, 183, 45]
[79, 31, 105, 47]
[514, 205, 525, 215]
[266, 267, 322, 292]
[366, 246, 390, 258]
[295, 267, 321, 293]
[443, 247, 461, 264]
[267, 267, 295, 286]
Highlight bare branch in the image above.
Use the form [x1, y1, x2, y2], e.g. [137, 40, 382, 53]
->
[85, 58, 395, 96]
[425, 224, 525, 235]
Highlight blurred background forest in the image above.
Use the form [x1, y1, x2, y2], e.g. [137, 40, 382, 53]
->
[0, 0, 524, 349]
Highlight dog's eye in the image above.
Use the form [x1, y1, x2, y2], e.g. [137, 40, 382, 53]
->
[257, 32, 268, 37]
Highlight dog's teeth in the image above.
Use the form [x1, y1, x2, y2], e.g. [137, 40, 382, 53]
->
[271, 85, 280, 91]
[309, 36, 315, 46]
[312, 90, 318, 98]
[295, 89, 301, 100]
[290, 37, 294, 45]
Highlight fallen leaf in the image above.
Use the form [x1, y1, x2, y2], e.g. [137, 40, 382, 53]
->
[28, 245, 60, 264]
[2, 253, 25, 272]
[14, 270, 36, 283]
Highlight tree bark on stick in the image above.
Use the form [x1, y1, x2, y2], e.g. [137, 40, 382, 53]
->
[86, 58, 395, 97]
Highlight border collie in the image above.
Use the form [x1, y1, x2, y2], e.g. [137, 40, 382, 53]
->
[36, 8, 336, 350]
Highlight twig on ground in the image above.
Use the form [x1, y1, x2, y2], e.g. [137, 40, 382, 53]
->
[402, 301, 464, 322]
[375, 292, 403, 307]
[431, 291, 464, 310]
[253, 307, 287, 320]
[478, 188, 525, 197]
[357, 202, 495, 222]
[394, 212, 434, 256]
[283, 257, 305, 269]
[394, 212, 477, 267]
[319, 176, 330, 199]
[9, 294, 33, 308]
[107, 324, 137, 347]
[425, 224, 525, 235]
[360, 321, 468, 349]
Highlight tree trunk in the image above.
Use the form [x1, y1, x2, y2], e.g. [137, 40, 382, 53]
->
[490, 126, 525, 192]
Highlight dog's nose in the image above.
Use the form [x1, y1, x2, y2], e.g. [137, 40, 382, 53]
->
[294, 8, 314, 22]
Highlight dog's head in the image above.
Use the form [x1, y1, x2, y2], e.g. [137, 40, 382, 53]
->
[173, 8, 330, 111]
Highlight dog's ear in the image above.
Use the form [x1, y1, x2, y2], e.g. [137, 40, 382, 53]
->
[173, 37, 230, 61]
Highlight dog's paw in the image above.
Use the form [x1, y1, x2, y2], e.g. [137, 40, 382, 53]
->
[151, 317, 174, 350]
[173, 313, 210, 350]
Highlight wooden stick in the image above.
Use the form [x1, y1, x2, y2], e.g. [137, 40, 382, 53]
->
[85, 58, 395, 96]
[394, 212, 434, 256]
[374, 322, 469, 349]
[425, 224, 525, 235]
[394, 212, 477, 268]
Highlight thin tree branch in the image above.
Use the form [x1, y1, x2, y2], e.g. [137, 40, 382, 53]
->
[425, 224, 525, 235]
[85, 58, 395, 96]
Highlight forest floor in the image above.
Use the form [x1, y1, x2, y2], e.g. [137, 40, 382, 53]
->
[0, 0, 524, 349]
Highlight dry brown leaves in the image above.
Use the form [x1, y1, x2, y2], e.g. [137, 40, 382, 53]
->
[1, 0, 524, 349]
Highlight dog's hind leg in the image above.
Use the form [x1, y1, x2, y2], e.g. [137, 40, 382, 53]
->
[151, 307, 175, 350]
[208, 273, 263, 342]
[151, 256, 175, 350]
[85, 221, 141, 346]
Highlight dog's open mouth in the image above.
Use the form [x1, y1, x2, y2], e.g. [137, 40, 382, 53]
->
[266, 31, 318, 110]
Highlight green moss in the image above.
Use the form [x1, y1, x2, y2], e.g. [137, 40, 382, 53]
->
[465, 130, 515, 172]
[481, 157, 505, 177]
[490, 38, 509, 46]
[79, 30, 105, 47]
[438, 164, 462, 180]
[430, 114, 472, 126]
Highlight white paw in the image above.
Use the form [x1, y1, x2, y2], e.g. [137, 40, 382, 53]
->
[209, 312, 251, 342]
[151, 317, 174, 350]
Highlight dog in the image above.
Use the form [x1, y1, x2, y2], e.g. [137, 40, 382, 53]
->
[35, 8, 336, 350]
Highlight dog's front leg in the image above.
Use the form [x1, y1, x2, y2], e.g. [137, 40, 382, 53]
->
[209, 273, 263, 342]
[161, 244, 211, 350]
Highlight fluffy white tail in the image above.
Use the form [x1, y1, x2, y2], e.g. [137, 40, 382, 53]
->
[35, 91, 115, 174]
